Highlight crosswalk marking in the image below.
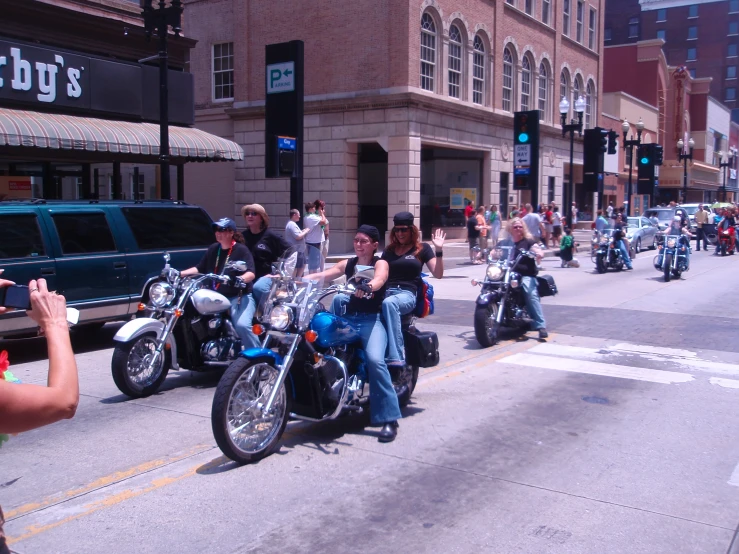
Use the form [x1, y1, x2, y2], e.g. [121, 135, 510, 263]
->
[501, 352, 696, 385]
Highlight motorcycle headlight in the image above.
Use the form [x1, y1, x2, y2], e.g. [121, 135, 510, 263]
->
[510, 279, 520, 288]
[149, 282, 174, 308]
[486, 266, 504, 281]
[268, 305, 293, 330]
[599, 236, 609, 245]
[667, 239, 677, 248]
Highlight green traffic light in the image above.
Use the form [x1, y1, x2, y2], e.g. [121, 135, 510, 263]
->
[640, 157, 649, 164]
[518, 133, 529, 143]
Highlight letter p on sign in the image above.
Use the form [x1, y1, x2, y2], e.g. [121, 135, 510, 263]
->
[266, 62, 295, 94]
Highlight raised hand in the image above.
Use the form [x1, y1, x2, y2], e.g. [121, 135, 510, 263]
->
[431, 229, 446, 251]
[26, 278, 69, 332]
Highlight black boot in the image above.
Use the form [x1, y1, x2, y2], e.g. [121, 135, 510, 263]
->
[378, 421, 399, 443]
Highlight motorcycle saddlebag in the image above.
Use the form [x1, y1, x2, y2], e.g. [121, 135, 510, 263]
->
[536, 274, 558, 297]
[404, 327, 440, 368]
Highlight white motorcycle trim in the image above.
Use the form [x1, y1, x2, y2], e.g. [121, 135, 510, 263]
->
[113, 317, 180, 370]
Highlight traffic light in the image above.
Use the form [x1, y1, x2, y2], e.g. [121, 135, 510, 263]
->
[583, 127, 607, 174]
[607, 130, 618, 155]
[513, 110, 540, 192]
[637, 144, 656, 194]
[653, 144, 664, 166]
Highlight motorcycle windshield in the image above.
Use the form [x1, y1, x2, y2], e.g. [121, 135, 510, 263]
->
[258, 244, 326, 331]
[489, 244, 515, 263]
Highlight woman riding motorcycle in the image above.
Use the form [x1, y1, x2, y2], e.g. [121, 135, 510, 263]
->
[380, 212, 445, 371]
[241, 203, 290, 304]
[306, 225, 403, 442]
[657, 215, 693, 266]
[715, 208, 736, 255]
[180, 218, 258, 348]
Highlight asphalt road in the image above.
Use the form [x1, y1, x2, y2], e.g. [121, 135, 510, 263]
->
[3, 245, 739, 554]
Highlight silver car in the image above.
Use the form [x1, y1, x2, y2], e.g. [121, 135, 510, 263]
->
[626, 217, 659, 253]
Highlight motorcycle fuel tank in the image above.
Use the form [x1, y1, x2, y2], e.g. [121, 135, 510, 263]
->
[310, 312, 361, 348]
[191, 289, 231, 315]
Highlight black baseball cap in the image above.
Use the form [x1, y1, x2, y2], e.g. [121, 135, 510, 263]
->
[393, 211, 414, 227]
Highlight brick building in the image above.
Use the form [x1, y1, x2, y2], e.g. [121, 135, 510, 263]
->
[184, 0, 606, 249]
[606, 0, 739, 114]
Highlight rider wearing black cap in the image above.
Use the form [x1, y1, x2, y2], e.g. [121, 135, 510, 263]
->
[380, 212, 445, 371]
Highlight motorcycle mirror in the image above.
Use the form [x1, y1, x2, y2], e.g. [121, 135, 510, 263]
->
[163, 252, 171, 263]
[354, 268, 375, 281]
[230, 261, 247, 272]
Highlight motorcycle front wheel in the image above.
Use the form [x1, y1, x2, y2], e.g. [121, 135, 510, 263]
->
[664, 253, 673, 282]
[394, 364, 419, 408]
[111, 333, 170, 398]
[474, 303, 500, 348]
[595, 254, 607, 274]
[211, 358, 291, 464]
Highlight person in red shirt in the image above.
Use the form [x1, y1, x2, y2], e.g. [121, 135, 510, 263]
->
[464, 200, 474, 219]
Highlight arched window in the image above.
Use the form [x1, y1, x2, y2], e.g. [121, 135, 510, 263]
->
[448, 24, 462, 99]
[521, 55, 532, 111]
[538, 62, 549, 121]
[502, 47, 514, 112]
[421, 13, 436, 91]
[585, 80, 595, 128]
[473, 35, 485, 105]
[560, 69, 570, 119]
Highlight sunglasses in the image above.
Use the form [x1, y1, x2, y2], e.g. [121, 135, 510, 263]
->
[215, 227, 231, 232]
[353, 238, 371, 245]
[394, 227, 410, 233]
[244, 211, 260, 217]
[512, 225, 524, 230]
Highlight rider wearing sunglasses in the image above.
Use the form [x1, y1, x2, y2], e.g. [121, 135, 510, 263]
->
[380, 212, 445, 371]
[241, 204, 290, 305]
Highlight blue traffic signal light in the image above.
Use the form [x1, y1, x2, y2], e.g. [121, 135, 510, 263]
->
[518, 132, 529, 143]
[640, 155, 650, 164]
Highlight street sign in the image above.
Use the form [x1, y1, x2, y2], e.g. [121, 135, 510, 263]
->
[514, 167, 531, 175]
[277, 136, 296, 150]
[266, 62, 295, 94]
[514, 144, 531, 166]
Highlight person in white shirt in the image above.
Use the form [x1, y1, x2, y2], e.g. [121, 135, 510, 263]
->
[304, 202, 327, 273]
[285, 209, 310, 276]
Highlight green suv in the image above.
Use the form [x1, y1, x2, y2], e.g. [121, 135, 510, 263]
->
[0, 200, 214, 338]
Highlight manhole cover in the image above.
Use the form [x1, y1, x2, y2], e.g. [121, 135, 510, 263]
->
[582, 396, 609, 405]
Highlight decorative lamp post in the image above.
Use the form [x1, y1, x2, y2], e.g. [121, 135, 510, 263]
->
[560, 95, 586, 227]
[621, 117, 645, 216]
[677, 137, 695, 204]
[718, 147, 738, 202]
[141, 0, 184, 200]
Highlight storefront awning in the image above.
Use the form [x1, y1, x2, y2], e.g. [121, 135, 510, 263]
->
[0, 107, 243, 162]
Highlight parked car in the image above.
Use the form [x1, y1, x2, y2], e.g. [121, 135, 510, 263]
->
[642, 207, 678, 231]
[0, 200, 214, 338]
[626, 217, 659, 253]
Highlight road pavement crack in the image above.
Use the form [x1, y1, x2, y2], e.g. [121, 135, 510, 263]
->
[80, 392, 210, 419]
[726, 520, 739, 554]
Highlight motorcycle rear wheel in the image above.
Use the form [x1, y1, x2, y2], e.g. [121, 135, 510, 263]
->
[474, 303, 500, 348]
[394, 364, 419, 408]
[111, 333, 170, 398]
[664, 254, 672, 282]
[211, 359, 291, 464]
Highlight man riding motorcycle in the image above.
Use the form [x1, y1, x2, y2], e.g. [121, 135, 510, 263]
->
[657, 215, 693, 267]
[613, 214, 633, 270]
[496, 218, 548, 339]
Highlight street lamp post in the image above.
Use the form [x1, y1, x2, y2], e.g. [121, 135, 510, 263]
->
[141, 0, 183, 200]
[621, 117, 644, 216]
[560, 95, 586, 227]
[718, 147, 738, 202]
[677, 137, 695, 204]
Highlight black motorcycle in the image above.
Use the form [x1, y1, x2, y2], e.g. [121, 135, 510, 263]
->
[594, 228, 626, 273]
[472, 246, 557, 348]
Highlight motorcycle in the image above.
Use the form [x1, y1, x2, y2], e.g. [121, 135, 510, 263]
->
[111, 253, 249, 398]
[210, 247, 439, 463]
[472, 245, 557, 348]
[654, 234, 690, 282]
[593, 229, 626, 273]
[717, 225, 735, 256]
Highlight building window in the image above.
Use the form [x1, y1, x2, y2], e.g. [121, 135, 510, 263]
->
[573, 75, 583, 108]
[542, 0, 551, 25]
[628, 17, 639, 39]
[538, 62, 549, 121]
[560, 69, 570, 118]
[502, 47, 514, 112]
[564, 0, 571, 37]
[212, 42, 234, 101]
[728, 87, 737, 100]
[585, 81, 594, 128]
[576, 1, 584, 42]
[525, 0, 533, 15]
[689, 69, 696, 78]
[448, 24, 462, 99]
[589, 8, 597, 49]
[688, 26, 698, 40]
[521, 56, 532, 111]
[420, 13, 436, 92]
[473, 36, 485, 105]
[506, 0, 514, 4]
[730, 44, 738, 57]
[687, 48, 697, 61]
[625, 145, 632, 167]
[688, 5, 698, 17]
[657, 29, 666, 40]
[729, 66, 738, 79]
[657, 8, 667, 22]
[605, 28, 612, 41]
[732, 0, 739, 13]
[731, 22, 739, 35]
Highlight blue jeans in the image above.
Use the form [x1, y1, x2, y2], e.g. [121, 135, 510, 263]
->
[617, 240, 633, 269]
[343, 312, 402, 425]
[230, 294, 259, 349]
[331, 293, 350, 316]
[252, 275, 273, 305]
[381, 288, 416, 365]
[521, 276, 546, 330]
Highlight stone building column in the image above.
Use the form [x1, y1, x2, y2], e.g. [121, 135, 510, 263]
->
[386, 136, 422, 238]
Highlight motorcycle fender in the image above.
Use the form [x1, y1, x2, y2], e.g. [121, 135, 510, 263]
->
[476, 292, 499, 306]
[238, 347, 284, 367]
[113, 318, 179, 370]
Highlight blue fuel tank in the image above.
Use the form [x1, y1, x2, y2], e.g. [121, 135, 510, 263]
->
[310, 312, 361, 348]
